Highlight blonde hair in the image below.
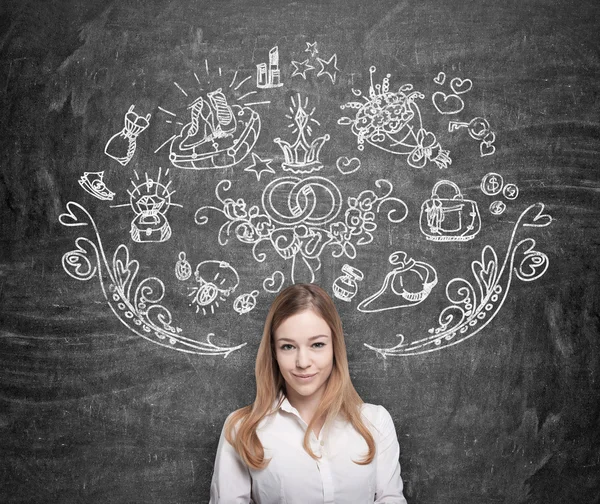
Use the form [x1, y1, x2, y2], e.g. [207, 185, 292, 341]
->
[225, 283, 375, 469]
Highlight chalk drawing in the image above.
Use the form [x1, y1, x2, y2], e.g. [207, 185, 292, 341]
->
[257, 46, 283, 88]
[450, 77, 473, 95]
[78, 172, 115, 201]
[480, 137, 496, 157]
[291, 59, 315, 79]
[233, 290, 259, 315]
[489, 201, 506, 215]
[432, 91, 465, 115]
[420, 180, 481, 242]
[481, 172, 504, 196]
[448, 117, 496, 157]
[104, 105, 151, 166]
[189, 260, 239, 315]
[305, 42, 318, 58]
[111, 169, 181, 243]
[503, 183, 519, 200]
[244, 152, 276, 181]
[433, 72, 446, 85]
[175, 251, 192, 281]
[274, 94, 330, 174]
[168, 88, 260, 170]
[365, 203, 552, 356]
[316, 53, 340, 84]
[336, 156, 361, 175]
[263, 271, 285, 293]
[358, 251, 437, 312]
[332, 264, 364, 302]
[338, 66, 451, 169]
[59, 202, 246, 356]
[195, 178, 407, 284]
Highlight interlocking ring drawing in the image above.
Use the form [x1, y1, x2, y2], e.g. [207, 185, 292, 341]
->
[195, 177, 408, 284]
[338, 66, 451, 169]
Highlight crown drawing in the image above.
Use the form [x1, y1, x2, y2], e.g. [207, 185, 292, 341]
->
[274, 94, 330, 174]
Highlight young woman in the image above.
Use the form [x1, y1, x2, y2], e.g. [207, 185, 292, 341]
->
[209, 283, 407, 503]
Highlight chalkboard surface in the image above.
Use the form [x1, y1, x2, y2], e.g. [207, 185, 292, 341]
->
[1, 0, 599, 502]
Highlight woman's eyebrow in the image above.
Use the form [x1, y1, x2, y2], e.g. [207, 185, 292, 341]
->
[276, 334, 330, 342]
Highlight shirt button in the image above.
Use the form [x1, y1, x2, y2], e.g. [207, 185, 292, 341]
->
[320, 441, 324, 446]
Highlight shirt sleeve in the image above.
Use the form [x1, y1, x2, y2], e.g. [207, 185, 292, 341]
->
[374, 406, 408, 504]
[209, 414, 254, 504]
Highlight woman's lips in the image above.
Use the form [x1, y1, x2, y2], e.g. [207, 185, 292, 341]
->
[293, 373, 316, 380]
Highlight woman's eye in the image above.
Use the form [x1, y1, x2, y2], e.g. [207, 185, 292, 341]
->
[281, 344, 294, 351]
[312, 342, 325, 348]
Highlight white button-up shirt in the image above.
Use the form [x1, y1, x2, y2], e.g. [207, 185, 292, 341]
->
[209, 398, 407, 503]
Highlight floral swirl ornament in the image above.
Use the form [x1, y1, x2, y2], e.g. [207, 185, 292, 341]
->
[365, 203, 552, 357]
[60, 201, 246, 356]
[195, 178, 408, 283]
[338, 66, 451, 169]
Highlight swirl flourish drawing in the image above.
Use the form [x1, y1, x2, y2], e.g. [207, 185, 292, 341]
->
[365, 203, 552, 356]
[59, 201, 246, 357]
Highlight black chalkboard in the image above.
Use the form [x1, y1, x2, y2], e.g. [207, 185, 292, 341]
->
[1, 0, 599, 502]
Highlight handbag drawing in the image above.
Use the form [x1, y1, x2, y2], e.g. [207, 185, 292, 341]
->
[420, 180, 481, 242]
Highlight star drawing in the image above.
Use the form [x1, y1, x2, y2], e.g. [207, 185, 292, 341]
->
[291, 59, 315, 79]
[245, 153, 276, 181]
[316, 54, 339, 84]
[305, 42, 318, 58]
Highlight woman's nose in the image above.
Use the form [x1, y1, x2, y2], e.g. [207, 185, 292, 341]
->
[295, 349, 311, 368]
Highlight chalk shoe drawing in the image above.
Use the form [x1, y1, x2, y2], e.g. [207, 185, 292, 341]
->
[358, 251, 438, 312]
[189, 260, 239, 315]
[450, 77, 473, 95]
[257, 46, 284, 88]
[432, 91, 465, 115]
[233, 290, 259, 315]
[336, 156, 361, 175]
[332, 264, 364, 302]
[78, 171, 115, 201]
[420, 180, 481, 242]
[274, 94, 330, 174]
[169, 88, 260, 170]
[339, 66, 451, 169]
[59, 202, 245, 357]
[105, 105, 151, 166]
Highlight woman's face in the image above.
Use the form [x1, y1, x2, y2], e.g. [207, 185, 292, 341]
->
[273, 309, 334, 405]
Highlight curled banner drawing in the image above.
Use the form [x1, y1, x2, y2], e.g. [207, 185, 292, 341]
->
[59, 201, 246, 357]
[365, 203, 552, 356]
